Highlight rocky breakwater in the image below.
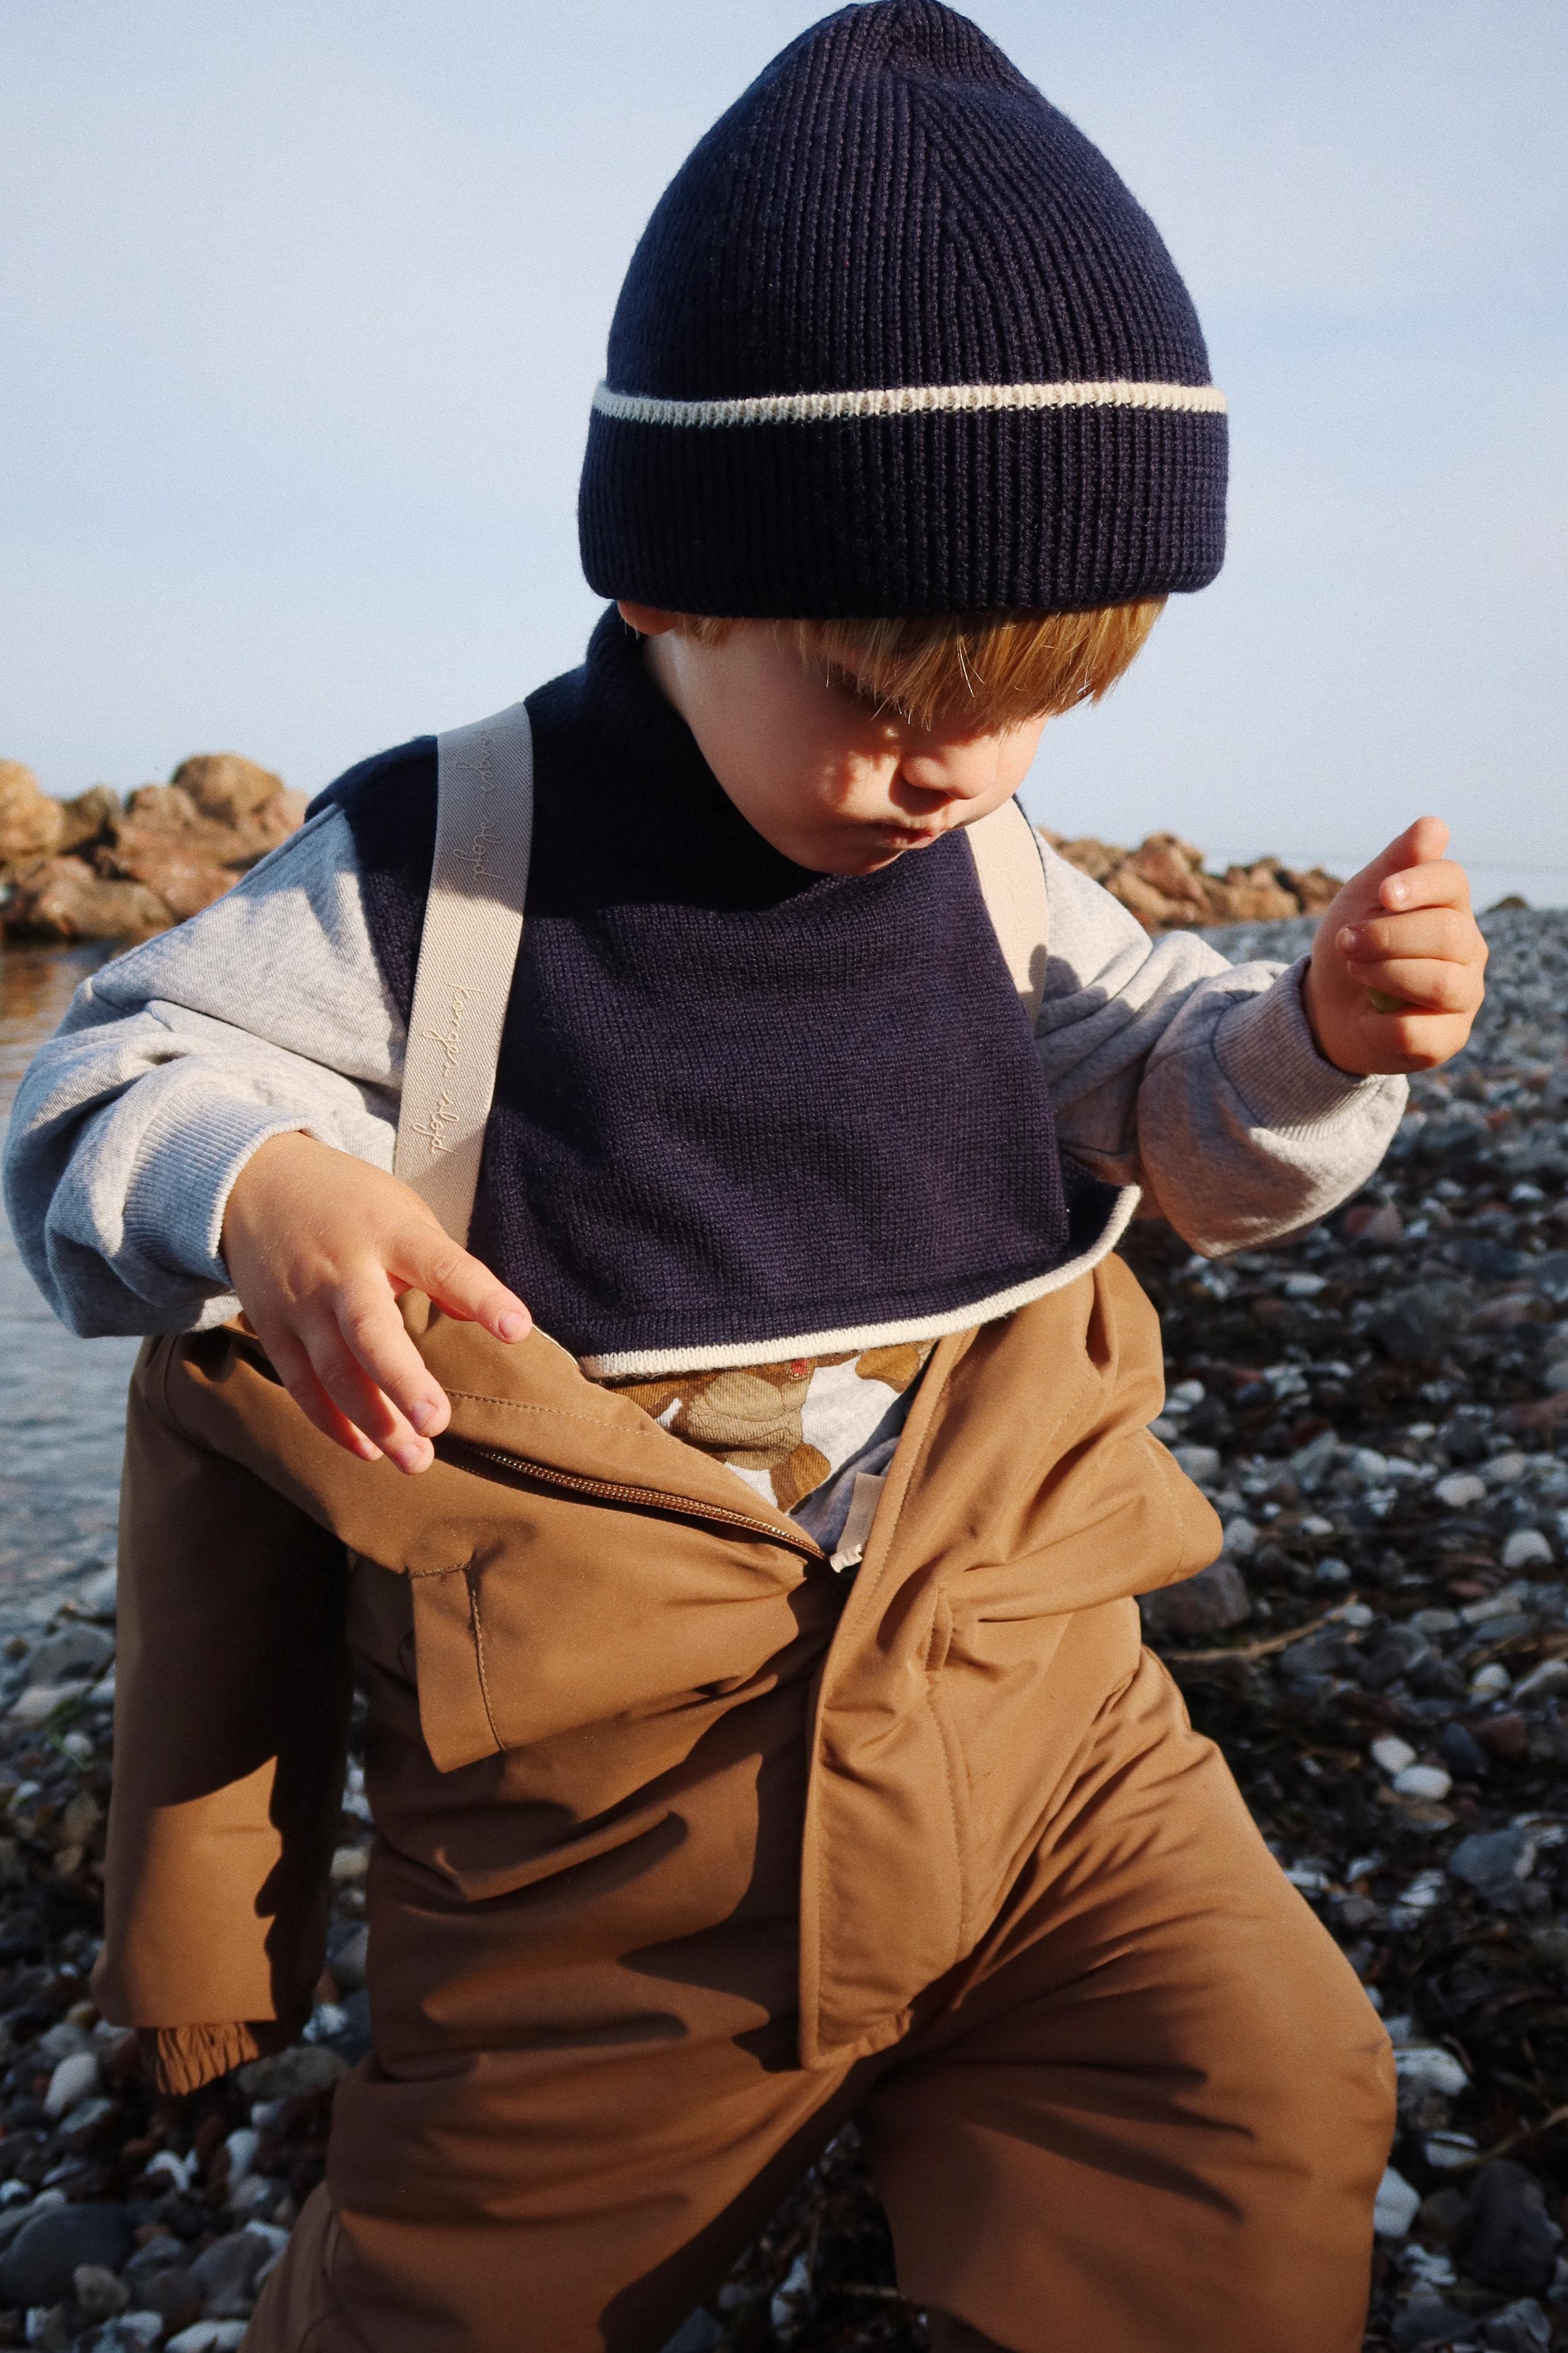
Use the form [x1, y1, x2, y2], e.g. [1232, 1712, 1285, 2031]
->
[3, 747, 1336, 951]
[0, 760, 304, 946]
[1044, 824, 1343, 930]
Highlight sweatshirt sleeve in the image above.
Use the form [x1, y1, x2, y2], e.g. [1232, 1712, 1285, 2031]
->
[2, 804, 406, 1337]
[1032, 843, 1407, 1256]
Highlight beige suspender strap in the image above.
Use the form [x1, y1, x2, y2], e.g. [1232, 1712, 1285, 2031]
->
[393, 703, 534, 1245]
[966, 796, 1051, 1029]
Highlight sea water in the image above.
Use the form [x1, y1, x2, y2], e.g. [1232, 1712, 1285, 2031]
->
[0, 946, 139, 1627]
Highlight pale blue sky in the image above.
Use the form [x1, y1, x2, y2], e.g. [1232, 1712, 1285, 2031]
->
[3, 2, 1564, 896]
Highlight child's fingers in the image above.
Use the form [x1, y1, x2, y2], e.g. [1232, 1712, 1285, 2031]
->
[395, 1220, 532, 1342]
[292, 1316, 431, 1473]
[257, 1322, 387, 1464]
[1355, 817, 1450, 899]
[1338, 907, 1477, 964]
[1343, 957, 1481, 1015]
[1377, 857, 1471, 915]
[331, 1281, 453, 1441]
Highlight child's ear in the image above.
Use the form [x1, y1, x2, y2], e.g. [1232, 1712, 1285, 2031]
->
[616, 600, 680, 637]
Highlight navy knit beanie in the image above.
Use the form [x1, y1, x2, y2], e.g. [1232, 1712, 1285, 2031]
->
[578, 0, 1226, 619]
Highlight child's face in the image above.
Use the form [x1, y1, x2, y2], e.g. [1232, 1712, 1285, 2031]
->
[619, 603, 1048, 876]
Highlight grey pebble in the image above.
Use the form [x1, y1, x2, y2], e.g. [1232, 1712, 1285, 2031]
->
[1138, 1558, 1250, 1641]
[660, 2315, 722, 2353]
[1449, 1828, 1539, 1900]
[1459, 2161, 1564, 2295]
[0, 2202, 132, 2309]
[1437, 1723, 1491, 1779]
[190, 2223, 290, 2319]
[1392, 2297, 1476, 2349]
[235, 2044, 348, 2100]
[1481, 2298, 1552, 2352]
[24, 1624, 115, 1687]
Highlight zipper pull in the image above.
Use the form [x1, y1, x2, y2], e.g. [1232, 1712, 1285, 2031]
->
[830, 1471, 887, 1573]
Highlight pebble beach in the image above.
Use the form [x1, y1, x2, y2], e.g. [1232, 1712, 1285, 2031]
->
[2, 907, 1567, 2350]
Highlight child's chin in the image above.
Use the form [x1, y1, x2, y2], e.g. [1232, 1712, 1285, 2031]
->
[817, 843, 913, 876]
[788, 824, 940, 876]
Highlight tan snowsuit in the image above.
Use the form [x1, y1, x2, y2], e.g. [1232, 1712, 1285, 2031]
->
[95, 1258, 1395, 2352]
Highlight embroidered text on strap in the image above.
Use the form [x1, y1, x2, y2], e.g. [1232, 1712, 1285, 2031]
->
[394, 704, 534, 1245]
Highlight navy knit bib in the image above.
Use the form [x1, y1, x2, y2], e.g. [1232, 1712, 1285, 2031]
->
[315, 612, 1110, 1371]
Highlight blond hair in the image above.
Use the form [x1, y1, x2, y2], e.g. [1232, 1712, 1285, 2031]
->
[670, 601, 1164, 735]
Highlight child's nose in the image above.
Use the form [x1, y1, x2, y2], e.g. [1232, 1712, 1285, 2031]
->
[895, 745, 999, 806]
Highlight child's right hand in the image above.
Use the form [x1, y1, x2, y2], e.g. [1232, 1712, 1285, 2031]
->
[220, 1132, 531, 1475]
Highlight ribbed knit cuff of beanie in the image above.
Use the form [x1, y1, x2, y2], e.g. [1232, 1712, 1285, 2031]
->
[578, 0, 1227, 621]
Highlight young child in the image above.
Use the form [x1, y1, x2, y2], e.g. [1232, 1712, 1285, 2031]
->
[6, 6, 1487, 2349]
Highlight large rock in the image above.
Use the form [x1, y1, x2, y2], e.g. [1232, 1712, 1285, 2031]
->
[0, 761, 65, 868]
[5, 856, 173, 942]
[2, 748, 304, 942]
[98, 823, 239, 922]
[1125, 832, 1211, 922]
[1040, 827, 1343, 935]
[171, 751, 286, 826]
[1211, 861, 1301, 922]
[56, 785, 122, 856]
[164, 758, 306, 864]
[98, 767, 304, 905]
[1278, 864, 1342, 916]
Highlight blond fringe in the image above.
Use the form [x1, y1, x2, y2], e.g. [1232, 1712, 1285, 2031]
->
[673, 601, 1165, 734]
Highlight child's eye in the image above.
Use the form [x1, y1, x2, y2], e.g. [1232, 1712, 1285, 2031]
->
[825, 666, 889, 714]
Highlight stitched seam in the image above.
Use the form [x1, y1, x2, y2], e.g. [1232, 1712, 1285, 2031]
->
[925, 1603, 972, 1947]
[464, 1564, 503, 1752]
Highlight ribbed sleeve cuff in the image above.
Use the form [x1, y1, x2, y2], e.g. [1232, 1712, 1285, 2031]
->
[1215, 959, 1388, 1131]
[139, 2018, 298, 2097]
[121, 1095, 312, 1286]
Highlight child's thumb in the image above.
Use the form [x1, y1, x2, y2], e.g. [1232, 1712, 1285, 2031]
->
[401, 1222, 531, 1340]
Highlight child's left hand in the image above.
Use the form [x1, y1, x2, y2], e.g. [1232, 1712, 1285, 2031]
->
[1304, 817, 1487, 1075]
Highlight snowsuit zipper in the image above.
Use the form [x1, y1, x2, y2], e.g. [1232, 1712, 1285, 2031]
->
[443, 1436, 827, 1566]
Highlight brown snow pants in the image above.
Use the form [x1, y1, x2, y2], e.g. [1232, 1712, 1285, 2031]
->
[247, 1641, 1392, 2353]
[95, 1263, 1395, 2353]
